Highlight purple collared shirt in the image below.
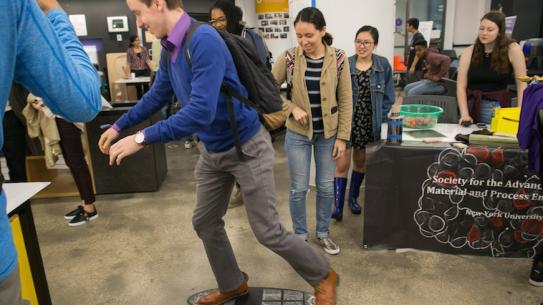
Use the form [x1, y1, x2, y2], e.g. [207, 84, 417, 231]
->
[160, 13, 191, 63]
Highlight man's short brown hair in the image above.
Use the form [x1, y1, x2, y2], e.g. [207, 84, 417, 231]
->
[140, 0, 183, 10]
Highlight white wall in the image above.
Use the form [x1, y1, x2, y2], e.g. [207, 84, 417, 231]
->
[239, 0, 494, 60]
[236, 0, 293, 61]
[237, 0, 396, 63]
[445, 0, 492, 55]
[289, 0, 396, 63]
[443, 0, 456, 50]
[235, 0, 257, 29]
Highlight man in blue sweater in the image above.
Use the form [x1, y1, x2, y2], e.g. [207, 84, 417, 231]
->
[98, 1, 338, 304]
[1, 0, 101, 303]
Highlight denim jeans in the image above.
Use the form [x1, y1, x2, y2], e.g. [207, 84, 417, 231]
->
[285, 130, 336, 240]
[478, 99, 499, 125]
[404, 79, 446, 96]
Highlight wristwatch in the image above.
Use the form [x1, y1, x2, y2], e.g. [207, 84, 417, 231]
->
[135, 130, 147, 146]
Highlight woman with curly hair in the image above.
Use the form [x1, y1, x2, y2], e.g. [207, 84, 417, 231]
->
[456, 11, 527, 125]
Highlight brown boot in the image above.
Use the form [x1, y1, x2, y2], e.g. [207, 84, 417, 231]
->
[314, 269, 339, 305]
[197, 273, 249, 305]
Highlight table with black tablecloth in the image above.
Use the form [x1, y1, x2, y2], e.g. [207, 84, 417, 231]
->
[363, 124, 543, 258]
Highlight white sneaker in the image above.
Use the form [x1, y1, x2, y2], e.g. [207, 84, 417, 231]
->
[318, 237, 340, 255]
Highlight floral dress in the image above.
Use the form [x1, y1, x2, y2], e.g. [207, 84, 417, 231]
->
[351, 67, 374, 149]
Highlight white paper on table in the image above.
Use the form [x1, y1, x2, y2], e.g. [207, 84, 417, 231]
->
[4, 182, 50, 214]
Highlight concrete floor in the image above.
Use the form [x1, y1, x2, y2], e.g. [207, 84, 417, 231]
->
[32, 136, 541, 305]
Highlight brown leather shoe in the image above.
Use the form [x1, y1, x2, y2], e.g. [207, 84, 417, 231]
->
[314, 269, 339, 305]
[197, 273, 249, 305]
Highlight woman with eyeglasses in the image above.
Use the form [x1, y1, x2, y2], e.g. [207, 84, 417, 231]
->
[209, 0, 270, 69]
[331, 25, 395, 221]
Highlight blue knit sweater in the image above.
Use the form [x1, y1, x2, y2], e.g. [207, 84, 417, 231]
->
[1, 1, 101, 281]
[114, 20, 260, 153]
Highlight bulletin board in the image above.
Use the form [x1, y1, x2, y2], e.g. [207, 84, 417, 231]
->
[106, 53, 137, 101]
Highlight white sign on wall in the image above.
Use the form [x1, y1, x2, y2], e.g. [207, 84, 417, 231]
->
[107, 16, 129, 33]
[418, 21, 434, 46]
[68, 14, 88, 37]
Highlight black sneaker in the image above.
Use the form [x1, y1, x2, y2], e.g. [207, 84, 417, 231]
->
[68, 209, 98, 226]
[529, 260, 543, 287]
[64, 206, 83, 220]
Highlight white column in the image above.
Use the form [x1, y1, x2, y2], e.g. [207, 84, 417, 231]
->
[443, 0, 456, 50]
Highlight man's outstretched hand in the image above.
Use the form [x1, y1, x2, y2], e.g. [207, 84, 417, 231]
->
[108, 135, 143, 166]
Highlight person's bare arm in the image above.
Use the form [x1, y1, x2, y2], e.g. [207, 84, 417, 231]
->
[508, 43, 528, 108]
[409, 55, 419, 74]
[456, 46, 474, 124]
[36, 0, 61, 12]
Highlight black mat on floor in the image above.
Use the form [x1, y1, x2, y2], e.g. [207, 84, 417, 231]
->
[187, 287, 314, 305]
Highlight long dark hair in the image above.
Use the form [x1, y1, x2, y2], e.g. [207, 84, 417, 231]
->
[209, 0, 243, 35]
[293, 7, 333, 46]
[129, 35, 139, 48]
[471, 11, 515, 74]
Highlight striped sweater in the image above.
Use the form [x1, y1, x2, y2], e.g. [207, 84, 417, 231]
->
[305, 55, 324, 133]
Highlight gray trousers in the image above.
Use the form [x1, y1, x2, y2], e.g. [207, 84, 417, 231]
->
[0, 265, 29, 305]
[193, 126, 330, 292]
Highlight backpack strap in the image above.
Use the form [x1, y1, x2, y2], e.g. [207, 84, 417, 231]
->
[335, 48, 346, 78]
[183, 22, 205, 67]
[285, 47, 296, 100]
[334, 48, 346, 101]
[222, 84, 260, 161]
[285, 47, 345, 99]
[183, 23, 247, 161]
[160, 21, 203, 68]
[222, 85, 246, 161]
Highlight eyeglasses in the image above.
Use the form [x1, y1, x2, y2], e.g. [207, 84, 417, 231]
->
[209, 16, 227, 25]
[355, 40, 374, 47]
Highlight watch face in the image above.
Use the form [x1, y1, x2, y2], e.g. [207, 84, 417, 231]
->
[136, 132, 144, 144]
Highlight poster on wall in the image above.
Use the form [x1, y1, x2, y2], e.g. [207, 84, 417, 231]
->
[363, 145, 543, 258]
[257, 11, 290, 41]
[255, 0, 292, 60]
[68, 14, 88, 37]
[418, 21, 433, 46]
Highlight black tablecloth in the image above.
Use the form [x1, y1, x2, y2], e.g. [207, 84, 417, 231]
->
[363, 143, 543, 258]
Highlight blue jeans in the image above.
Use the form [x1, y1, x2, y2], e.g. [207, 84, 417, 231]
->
[404, 79, 446, 96]
[285, 130, 336, 240]
[478, 99, 499, 125]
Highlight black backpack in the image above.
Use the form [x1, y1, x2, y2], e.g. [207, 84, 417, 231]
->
[182, 22, 285, 160]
